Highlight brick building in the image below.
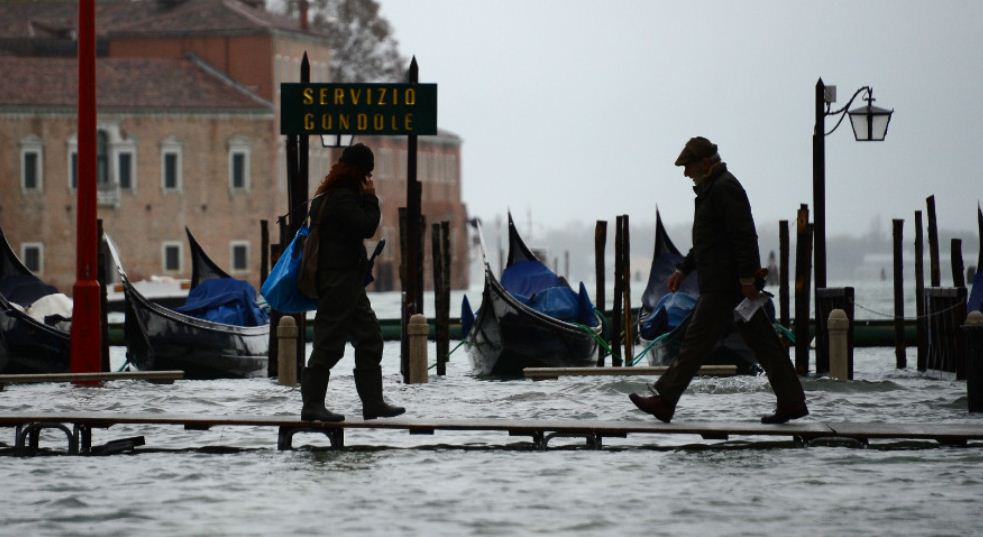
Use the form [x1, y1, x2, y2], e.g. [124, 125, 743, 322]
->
[0, 0, 468, 294]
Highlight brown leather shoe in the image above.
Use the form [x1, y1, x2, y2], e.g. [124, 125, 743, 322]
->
[629, 393, 674, 423]
[760, 402, 809, 424]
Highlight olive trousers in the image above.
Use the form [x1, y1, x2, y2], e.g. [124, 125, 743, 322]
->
[653, 292, 805, 409]
[306, 269, 383, 373]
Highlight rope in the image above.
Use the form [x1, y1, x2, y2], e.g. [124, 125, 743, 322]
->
[851, 300, 968, 321]
[116, 359, 131, 373]
[427, 339, 466, 371]
[573, 320, 611, 356]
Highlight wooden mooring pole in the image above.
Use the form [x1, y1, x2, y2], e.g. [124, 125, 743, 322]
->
[951, 238, 965, 288]
[621, 215, 633, 363]
[914, 210, 926, 371]
[965, 311, 983, 413]
[892, 219, 906, 368]
[595, 220, 607, 366]
[432, 221, 451, 376]
[927, 195, 941, 287]
[779, 220, 790, 327]
[794, 205, 812, 375]
[611, 216, 624, 366]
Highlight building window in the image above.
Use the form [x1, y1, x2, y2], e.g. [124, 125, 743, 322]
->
[69, 151, 77, 190]
[21, 243, 43, 274]
[161, 138, 182, 192]
[117, 151, 135, 190]
[230, 241, 249, 273]
[22, 150, 41, 192]
[96, 130, 110, 186]
[228, 137, 250, 192]
[162, 242, 182, 273]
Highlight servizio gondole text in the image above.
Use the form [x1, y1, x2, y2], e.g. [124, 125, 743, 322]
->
[280, 83, 437, 136]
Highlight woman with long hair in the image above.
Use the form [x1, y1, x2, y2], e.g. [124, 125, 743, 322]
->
[301, 143, 405, 422]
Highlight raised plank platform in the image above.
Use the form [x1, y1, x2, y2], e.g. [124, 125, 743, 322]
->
[1, 412, 980, 455]
[0, 371, 184, 388]
[523, 365, 737, 380]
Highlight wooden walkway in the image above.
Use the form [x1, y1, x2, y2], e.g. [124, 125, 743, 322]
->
[1, 412, 981, 455]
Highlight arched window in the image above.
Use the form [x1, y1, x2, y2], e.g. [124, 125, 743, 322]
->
[96, 129, 109, 185]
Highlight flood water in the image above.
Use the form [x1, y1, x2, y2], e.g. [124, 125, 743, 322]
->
[3, 283, 982, 536]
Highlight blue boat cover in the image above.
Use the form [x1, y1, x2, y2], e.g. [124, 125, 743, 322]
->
[500, 260, 597, 326]
[969, 270, 983, 313]
[460, 294, 475, 337]
[174, 278, 269, 327]
[639, 292, 698, 340]
[0, 274, 58, 308]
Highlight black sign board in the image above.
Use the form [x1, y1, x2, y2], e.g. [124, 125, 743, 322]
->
[280, 83, 438, 136]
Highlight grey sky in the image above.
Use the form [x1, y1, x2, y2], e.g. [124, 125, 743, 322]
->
[376, 0, 983, 238]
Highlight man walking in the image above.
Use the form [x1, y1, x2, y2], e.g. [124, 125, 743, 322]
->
[629, 136, 808, 424]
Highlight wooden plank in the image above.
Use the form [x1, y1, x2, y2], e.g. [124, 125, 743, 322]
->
[523, 365, 737, 379]
[0, 371, 184, 385]
[828, 422, 983, 442]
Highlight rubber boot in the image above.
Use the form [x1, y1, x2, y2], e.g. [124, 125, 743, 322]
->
[354, 366, 405, 420]
[300, 368, 345, 422]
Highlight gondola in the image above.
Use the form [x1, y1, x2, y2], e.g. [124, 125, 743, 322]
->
[635, 211, 761, 374]
[969, 204, 983, 313]
[463, 214, 602, 377]
[0, 225, 71, 373]
[107, 229, 269, 379]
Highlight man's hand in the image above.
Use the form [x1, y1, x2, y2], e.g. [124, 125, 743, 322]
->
[362, 178, 376, 195]
[667, 270, 684, 292]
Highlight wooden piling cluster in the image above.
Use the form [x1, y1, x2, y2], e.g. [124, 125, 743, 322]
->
[431, 221, 452, 376]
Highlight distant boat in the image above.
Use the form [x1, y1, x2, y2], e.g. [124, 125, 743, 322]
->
[635, 211, 761, 374]
[0, 224, 71, 374]
[463, 214, 602, 377]
[107, 229, 269, 379]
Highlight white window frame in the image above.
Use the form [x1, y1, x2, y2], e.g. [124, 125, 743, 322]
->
[20, 242, 43, 275]
[228, 138, 251, 192]
[161, 138, 182, 192]
[162, 241, 183, 273]
[230, 241, 250, 273]
[115, 143, 137, 192]
[20, 137, 43, 193]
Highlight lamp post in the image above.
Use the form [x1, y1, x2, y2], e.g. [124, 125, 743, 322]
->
[813, 78, 893, 291]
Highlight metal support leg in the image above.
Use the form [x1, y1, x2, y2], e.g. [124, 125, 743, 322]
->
[14, 422, 78, 456]
[277, 426, 344, 450]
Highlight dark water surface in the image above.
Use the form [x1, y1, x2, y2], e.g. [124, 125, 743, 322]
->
[2, 342, 981, 536]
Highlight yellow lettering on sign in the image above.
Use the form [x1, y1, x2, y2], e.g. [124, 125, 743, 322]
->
[339, 114, 350, 130]
[303, 113, 314, 130]
[321, 114, 332, 130]
[349, 88, 361, 105]
[373, 114, 384, 130]
[334, 88, 345, 105]
[302, 88, 314, 105]
[375, 87, 388, 106]
[357, 113, 368, 130]
[319, 88, 329, 105]
[404, 88, 416, 106]
[404, 113, 414, 131]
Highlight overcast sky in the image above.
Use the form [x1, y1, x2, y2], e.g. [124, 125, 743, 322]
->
[376, 0, 983, 239]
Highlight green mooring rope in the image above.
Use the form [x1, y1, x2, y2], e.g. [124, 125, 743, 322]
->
[428, 339, 467, 371]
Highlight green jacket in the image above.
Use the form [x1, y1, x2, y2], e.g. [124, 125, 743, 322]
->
[310, 177, 380, 274]
[677, 163, 761, 294]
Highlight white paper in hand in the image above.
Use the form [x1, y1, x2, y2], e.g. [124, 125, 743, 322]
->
[734, 292, 772, 323]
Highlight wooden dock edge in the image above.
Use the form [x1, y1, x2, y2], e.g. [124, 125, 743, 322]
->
[523, 365, 738, 380]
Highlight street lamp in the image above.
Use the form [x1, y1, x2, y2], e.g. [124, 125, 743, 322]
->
[813, 78, 894, 291]
[320, 134, 354, 147]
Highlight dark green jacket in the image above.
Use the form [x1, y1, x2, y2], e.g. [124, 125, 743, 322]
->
[677, 163, 761, 294]
[310, 177, 380, 274]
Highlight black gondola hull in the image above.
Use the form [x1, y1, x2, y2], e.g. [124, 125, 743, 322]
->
[0, 302, 70, 374]
[468, 272, 599, 377]
[639, 308, 762, 375]
[124, 288, 268, 379]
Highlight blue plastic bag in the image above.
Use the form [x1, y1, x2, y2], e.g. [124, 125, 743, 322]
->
[260, 226, 318, 313]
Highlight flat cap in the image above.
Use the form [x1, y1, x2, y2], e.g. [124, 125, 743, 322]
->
[674, 136, 718, 166]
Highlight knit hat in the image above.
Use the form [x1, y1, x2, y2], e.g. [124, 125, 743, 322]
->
[674, 136, 718, 166]
[340, 143, 374, 174]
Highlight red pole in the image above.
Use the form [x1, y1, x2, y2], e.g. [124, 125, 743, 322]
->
[70, 0, 102, 379]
